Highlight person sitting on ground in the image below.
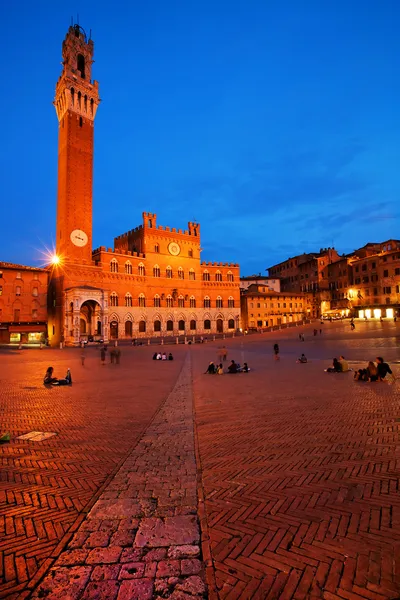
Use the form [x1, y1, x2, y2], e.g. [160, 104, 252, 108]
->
[228, 360, 238, 373]
[205, 362, 216, 374]
[162, 352, 167, 361]
[376, 356, 394, 381]
[338, 355, 349, 372]
[354, 368, 367, 381]
[366, 361, 378, 382]
[297, 354, 307, 363]
[168, 352, 174, 361]
[242, 362, 250, 372]
[52, 368, 72, 386]
[152, 352, 158, 360]
[326, 358, 342, 373]
[217, 363, 224, 375]
[44, 367, 58, 385]
[156, 352, 162, 360]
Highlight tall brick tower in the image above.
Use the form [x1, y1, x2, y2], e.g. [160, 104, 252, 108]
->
[54, 25, 100, 263]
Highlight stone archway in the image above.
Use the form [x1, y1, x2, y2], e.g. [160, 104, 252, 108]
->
[63, 287, 109, 347]
[216, 318, 223, 333]
[80, 300, 102, 337]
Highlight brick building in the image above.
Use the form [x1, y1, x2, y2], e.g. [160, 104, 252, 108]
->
[240, 284, 310, 330]
[240, 275, 281, 293]
[48, 25, 240, 346]
[0, 263, 48, 344]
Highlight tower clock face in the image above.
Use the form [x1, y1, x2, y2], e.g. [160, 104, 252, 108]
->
[70, 229, 88, 247]
[168, 242, 181, 256]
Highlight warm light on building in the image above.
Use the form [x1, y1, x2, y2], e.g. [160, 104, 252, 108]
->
[51, 254, 61, 265]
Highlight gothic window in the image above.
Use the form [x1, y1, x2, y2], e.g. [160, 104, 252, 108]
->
[216, 296, 223, 308]
[178, 267, 184, 279]
[203, 270, 210, 281]
[188, 249, 193, 258]
[228, 296, 234, 308]
[228, 319, 235, 329]
[125, 261, 132, 274]
[166, 266, 173, 278]
[203, 296, 211, 308]
[154, 244, 159, 253]
[138, 263, 145, 276]
[139, 320, 146, 332]
[189, 269, 195, 280]
[125, 293, 132, 307]
[178, 296, 185, 308]
[16, 286, 21, 296]
[190, 319, 196, 330]
[125, 321, 133, 337]
[32, 287, 38, 297]
[204, 319, 211, 330]
[154, 295, 161, 307]
[90, 98, 94, 115]
[138, 294, 146, 307]
[167, 320, 173, 331]
[110, 292, 118, 307]
[153, 265, 160, 277]
[110, 259, 118, 273]
[166, 295, 173, 308]
[178, 320, 185, 331]
[154, 320, 161, 332]
[227, 271, 234, 282]
[215, 271, 222, 282]
[77, 54, 85, 78]
[190, 296, 196, 308]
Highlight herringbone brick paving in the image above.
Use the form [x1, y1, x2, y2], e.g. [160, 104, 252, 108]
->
[193, 322, 400, 599]
[0, 346, 185, 598]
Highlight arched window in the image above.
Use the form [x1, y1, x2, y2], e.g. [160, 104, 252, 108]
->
[166, 295, 173, 308]
[77, 54, 85, 78]
[178, 267, 184, 279]
[138, 294, 146, 307]
[215, 271, 222, 282]
[204, 319, 211, 330]
[139, 320, 146, 333]
[125, 293, 132, 307]
[178, 295, 185, 308]
[189, 269, 195, 281]
[227, 271, 234, 282]
[190, 320, 196, 330]
[138, 263, 145, 276]
[216, 296, 223, 308]
[154, 295, 161, 307]
[228, 319, 235, 329]
[190, 296, 196, 308]
[125, 321, 133, 336]
[154, 244, 159, 253]
[166, 320, 174, 331]
[154, 320, 161, 332]
[125, 261, 132, 274]
[110, 259, 118, 273]
[70, 87, 75, 107]
[166, 266, 173, 278]
[203, 296, 211, 308]
[153, 265, 160, 277]
[110, 292, 118, 307]
[203, 270, 210, 281]
[178, 320, 185, 331]
[228, 296, 234, 308]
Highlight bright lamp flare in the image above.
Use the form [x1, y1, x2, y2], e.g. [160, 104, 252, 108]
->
[51, 254, 61, 265]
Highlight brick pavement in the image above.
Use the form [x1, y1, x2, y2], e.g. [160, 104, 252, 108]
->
[192, 330, 400, 599]
[0, 346, 185, 598]
[30, 353, 206, 599]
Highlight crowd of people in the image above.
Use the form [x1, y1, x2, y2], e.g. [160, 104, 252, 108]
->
[205, 360, 250, 374]
[152, 352, 174, 361]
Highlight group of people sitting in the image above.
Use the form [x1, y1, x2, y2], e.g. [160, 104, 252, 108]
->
[297, 354, 308, 363]
[205, 360, 250, 374]
[44, 367, 72, 386]
[325, 356, 350, 373]
[152, 352, 174, 361]
[354, 357, 394, 382]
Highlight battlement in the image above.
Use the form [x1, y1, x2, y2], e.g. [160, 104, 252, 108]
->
[201, 262, 239, 268]
[92, 247, 145, 259]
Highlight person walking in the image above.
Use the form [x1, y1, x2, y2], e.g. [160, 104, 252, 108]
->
[81, 347, 86, 366]
[273, 343, 280, 360]
[100, 348, 106, 365]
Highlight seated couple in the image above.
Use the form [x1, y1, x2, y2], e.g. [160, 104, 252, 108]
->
[354, 357, 394, 382]
[205, 361, 250, 375]
[44, 367, 72, 386]
[153, 352, 173, 361]
[326, 356, 349, 373]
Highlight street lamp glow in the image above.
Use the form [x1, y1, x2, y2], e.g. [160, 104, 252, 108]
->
[51, 254, 61, 265]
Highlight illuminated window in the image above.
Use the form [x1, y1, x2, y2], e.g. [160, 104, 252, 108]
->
[228, 297, 234, 308]
[16, 286, 21, 296]
[32, 287, 38, 297]
[203, 296, 211, 308]
[16, 272, 21, 279]
[166, 266, 173, 278]
[110, 292, 118, 307]
[110, 259, 118, 273]
[154, 295, 161, 307]
[138, 294, 146, 307]
[216, 296, 223, 308]
[154, 244, 159, 253]
[178, 267, 184, 279]
[125, 261, 132, 274]
[189, 269, 195, 280]
[227, 271, 234, 282]
[190, 296, 196, 308]
[138, 263, 145, 276]
[153, 265, 160, 277]
[178, 296, 185, 308]
[203, 270, 210, 281]
[166, 295, 173, 308]
[215, 271, 222, 282]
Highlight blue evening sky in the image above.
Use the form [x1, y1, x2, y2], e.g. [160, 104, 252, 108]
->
[1, 0, 399, 275]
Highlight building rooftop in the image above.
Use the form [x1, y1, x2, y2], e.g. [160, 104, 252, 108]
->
[0, 262, 47, 272]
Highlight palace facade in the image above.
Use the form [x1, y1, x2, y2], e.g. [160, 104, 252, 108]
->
[48, 25, 240, 346]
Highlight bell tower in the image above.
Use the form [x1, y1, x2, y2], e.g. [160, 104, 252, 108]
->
[54, 24, 100, 263]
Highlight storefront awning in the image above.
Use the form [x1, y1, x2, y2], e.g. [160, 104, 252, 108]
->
[8, 325, 47, 333]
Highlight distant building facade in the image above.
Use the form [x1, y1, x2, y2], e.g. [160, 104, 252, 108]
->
[240, 284, 310, 330]
[240, 275, 280, 293]
[48, 25, 240, 346]
[0, 263, 48, 344]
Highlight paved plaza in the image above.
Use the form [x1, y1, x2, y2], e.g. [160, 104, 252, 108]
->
[0, 321, 399, 599]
